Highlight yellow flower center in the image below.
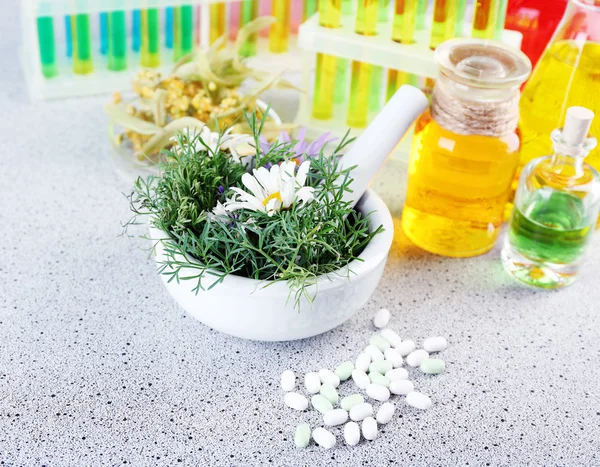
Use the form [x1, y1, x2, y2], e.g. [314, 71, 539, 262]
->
[262, 192, 282, 206]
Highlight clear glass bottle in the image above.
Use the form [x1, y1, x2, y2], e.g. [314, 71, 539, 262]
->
[402, 38, 531, 257]
[519, 0, 600, 172]
[502, 106, 600, 288]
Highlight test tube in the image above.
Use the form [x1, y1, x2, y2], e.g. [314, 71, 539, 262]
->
[454, 0, 466, 36]
[378, 0, 390, 21]
[392, 0, 417, 43]
[228, 2, 241, 41]
[369, 66, 384, 112]
[99, 12, 108, 55]
[132, 10, 141, 52]
[416, 0, 427, 29]
[311, 0, 341, 120]
[291, 0, 304, 33]
[472, 0, 500, 39]
[140, 9, 160, 67]
[37, 16, 58, 78]
[107, 10, 127, 71]
[72, 14, 93, 74]
[240, 0, 259, 56]
[165, 7, 174, 48]
[260, 0, 272, 36]
[174, 5, 194, 61]
[65, 16, 72, 57]
[269, 0, 291, 53]
[430, 0, 458, 50]
[333, 0, 354, 105]
[494, 0, 508, 39]
[386, 69, 418, 101]
[210, 3, 227, 44]
[346, 0, 378, 128]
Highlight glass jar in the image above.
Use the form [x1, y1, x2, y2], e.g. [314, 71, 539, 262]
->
[519, 0, 600, 171]
[402, 38, 531, 257]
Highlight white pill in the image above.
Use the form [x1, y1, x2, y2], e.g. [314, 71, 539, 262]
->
[318, 369, 340, 388]
[352, 369, 370, 390]
[284, 392, 308, 411]
[373, 308, 391, 328]
[396, 339, 416, 356]
[349, 402, 373, 421]
[304, 372, 321, 394]
[380, 329, 402, 348]
[376, 402, 395, 424]
[406, 349, 429, 367]
[384, 348, 403, 368]
[365, 345, 385, 362]
[281, 370, 295, 392]
[390, 379, 414, 395]
[423, 336, 448, 352]
[406, 391, 432, 410]
[344, 421, 361, 446]
[366, 384, 390, 402]
[362, 416, 378, 440]
[312, 427, 336, 449]
[324, 409, 348, 426]
[356, 352, 371, 372]
[386, 368, 409, 381]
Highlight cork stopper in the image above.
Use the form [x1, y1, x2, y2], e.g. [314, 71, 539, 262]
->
[563, 106, 595, 146]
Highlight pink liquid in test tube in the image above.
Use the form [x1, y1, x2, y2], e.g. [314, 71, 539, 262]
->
[260, 0, 271, 37]
[196, 5, 202, 45]
[290, 0, 303, 34]
[228, 2, 241, 40]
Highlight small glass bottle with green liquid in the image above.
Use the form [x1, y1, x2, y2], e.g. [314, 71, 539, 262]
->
[502, 106, 600, 288]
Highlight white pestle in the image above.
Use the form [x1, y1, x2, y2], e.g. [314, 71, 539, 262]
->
[339, 85, 429, 208]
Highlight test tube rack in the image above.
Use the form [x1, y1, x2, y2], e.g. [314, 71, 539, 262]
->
[21, 0, 305, 100]
[295, 12, 523, 157]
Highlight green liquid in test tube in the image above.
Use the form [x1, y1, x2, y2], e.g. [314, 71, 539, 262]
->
[174, 6, 194, 61]
[494, 0, 508, 39]
[333, 0, 354, 105]
[378, 0, 390, 21]
[141, 9, 160, 68]
[72, 14, 93, 74]
[416, 0, 427, 29]
[369, 66, 383, 112]
[108, 11, 127, 71]
[454, 0, 466, 36]
[240, 0, 259, 57]
[37, 16, 58, 78]
[304, 0, 318, 19]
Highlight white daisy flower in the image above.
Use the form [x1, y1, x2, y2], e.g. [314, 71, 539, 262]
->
[208, 201, 234, 224]
[225, 160, 314, 216]
[170, 126, 253, 159]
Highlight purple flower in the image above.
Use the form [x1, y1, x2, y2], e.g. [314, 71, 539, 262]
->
[217, 185, 225, 194]
[268, 128, 338, 163]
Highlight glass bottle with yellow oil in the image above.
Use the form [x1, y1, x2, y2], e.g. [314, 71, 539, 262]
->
[402, 38, 531, 257]
[519, 0, 600, 172]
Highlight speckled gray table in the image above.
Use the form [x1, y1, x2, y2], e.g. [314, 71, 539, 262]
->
[2, 5, 600, 466]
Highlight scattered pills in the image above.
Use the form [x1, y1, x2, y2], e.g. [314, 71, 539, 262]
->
[312, 427, 336, 449]
[390, 379, 415, 395]
[334, 361, 354, 381]
[355, 353, 371, 372]
[344, 421, 361, 446]
[311, 394, 333, 414]
[281, 370, 295, 392]
[373, 308, 390, 328]
[305, 372, 321, 394]
[380, 329, 402, 348]
[324, 409, 348, 426]
[369, 372, 390, 388]
[352, 369, 370, 390]
[366, 383, 390, 402]
[406, 391, 432, 410]
[406, 349, 429, 367]
[295, 423, 311, 448]
[369, 334, 391, 353]
[384, 348, 403, 368]
[376, 402, 395, 424]
[362, 416, 378, 440]
[349, 403, 373, 421]
[423, 336, 448, 353]
[365, 345, 385, 362]
[386, 368, 408, 381]
[421, 358, 446, 375]
[318, 369, 340, 388]
[369, 360, 393, 375]
[320, 383, 339, 405]
[340, 394, 365, 411]
[285, 392, 308, 411]
[396, 339, 416, 356]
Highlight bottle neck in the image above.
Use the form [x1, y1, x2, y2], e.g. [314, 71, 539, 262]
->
[549, 128, 597, 177]
[430, 75, 521, 137]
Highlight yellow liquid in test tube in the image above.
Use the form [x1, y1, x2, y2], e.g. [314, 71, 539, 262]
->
[472, 0, 500, 39]
[311, 0, 341, 120]
[392, 0, 417, 43]
[210, 3, 226, 44]
[430, 0, 458, 49]
[270, 0, 291, 52]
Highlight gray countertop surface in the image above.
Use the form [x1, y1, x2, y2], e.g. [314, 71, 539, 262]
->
[2, 3, 600, 466]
